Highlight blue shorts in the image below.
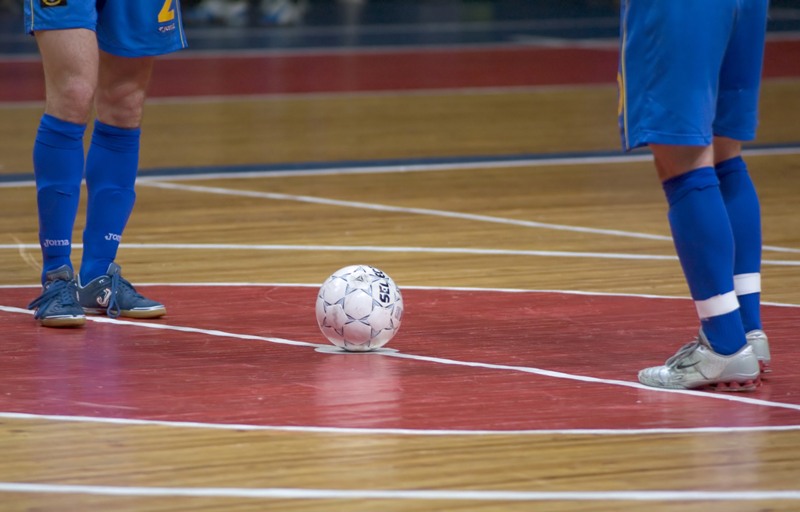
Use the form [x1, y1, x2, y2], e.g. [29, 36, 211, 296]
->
[24, 0, 187, 57]
[618, 0, 768, 151]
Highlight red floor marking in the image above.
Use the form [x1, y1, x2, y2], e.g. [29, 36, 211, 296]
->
[1, 285, 798, 431]
[2, 40, 799, 102]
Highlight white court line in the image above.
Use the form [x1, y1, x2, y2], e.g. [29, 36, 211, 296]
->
[138, 180, 800, 252]
[5, 242, 681, 259]
[2, 147, 799, 251]
[0, 482, 798, 502]
[0, 242, 681, 260]
[3, 279, 799, 304]
[3, 282, 800, 307]
[2, 282, 799, 309]
[2, 409, 800, 435]
[1, 302, 799, 414]
[5, 242, 798, 264]
[3, 242, 800, 267]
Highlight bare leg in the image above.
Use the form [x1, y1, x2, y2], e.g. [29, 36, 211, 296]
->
[95, 50, 156, 128]
[36, 29, 99, 123]
[650, 144, 714, 182]
[713, 136, 743, 165]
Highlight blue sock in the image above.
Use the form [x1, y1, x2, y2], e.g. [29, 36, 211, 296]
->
[33, 114, 86, 283]
[79, 121, 140, 284]
[716, 156, 762, 333]
[662, 166, 746, 355]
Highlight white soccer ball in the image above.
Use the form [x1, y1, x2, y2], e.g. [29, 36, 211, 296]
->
[315, 264, 403, 352]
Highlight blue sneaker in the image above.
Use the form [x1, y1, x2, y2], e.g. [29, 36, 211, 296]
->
[28, 265, 86, 328]
[78, 263, 166, 319]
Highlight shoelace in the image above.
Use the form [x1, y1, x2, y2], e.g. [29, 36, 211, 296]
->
[107, 271, 122, 318]
[28, 279, 78, 319]
[106, 271, 147, 319]
[664, 339, 701, 369]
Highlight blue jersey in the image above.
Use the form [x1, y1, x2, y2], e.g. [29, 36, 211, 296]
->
[24, 0, 187, 57]
[618, 0, 768, 151]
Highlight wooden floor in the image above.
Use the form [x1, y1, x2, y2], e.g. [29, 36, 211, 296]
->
[1, 35, 799, 511]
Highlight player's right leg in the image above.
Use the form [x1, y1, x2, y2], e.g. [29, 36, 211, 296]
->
[24, 1, 100, 326]
[710, 0, 771, 371]
[713, 137, 770, 372]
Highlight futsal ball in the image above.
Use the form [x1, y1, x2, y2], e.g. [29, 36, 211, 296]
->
[315, 264, 403, 352]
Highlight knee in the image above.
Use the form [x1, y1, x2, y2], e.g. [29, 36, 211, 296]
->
[47, 76, 96, 123]
[650, 144, 715, 182]
[94, 86, 147, 128]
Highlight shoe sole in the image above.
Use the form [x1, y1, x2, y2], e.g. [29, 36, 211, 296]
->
[699, 376, 762, 392]
[83, 306, 167, 319]
[39, 316, 86, 328]
[121, 307, 167, 319]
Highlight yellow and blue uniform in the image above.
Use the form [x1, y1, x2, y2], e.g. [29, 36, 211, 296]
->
[618, 0, 769, 151]
[24, 0, 187, 57]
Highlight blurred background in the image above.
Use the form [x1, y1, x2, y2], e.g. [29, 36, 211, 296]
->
[1, 0, 799, 54]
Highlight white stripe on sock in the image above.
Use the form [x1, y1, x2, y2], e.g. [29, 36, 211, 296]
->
[694, 291, 739, 320]
[734, 272, 761, 296]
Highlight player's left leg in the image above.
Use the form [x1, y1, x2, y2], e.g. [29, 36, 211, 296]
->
[77, 53, 166, 319]
[79, 51, 153, 285]
[77, 0, 186, 319]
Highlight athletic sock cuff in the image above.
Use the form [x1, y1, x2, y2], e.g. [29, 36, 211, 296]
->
[714, 155, 747, 177]
[37, 114, 87, 149]
[662, 166, 719, 207]
[92, 120, 141, 151]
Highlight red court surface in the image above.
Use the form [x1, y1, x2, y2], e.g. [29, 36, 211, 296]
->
[2, 285, 799, 431]
[2, 39, 799, 102]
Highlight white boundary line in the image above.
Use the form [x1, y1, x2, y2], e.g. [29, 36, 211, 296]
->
[3, 281, 799, 308]
[140, 178, 800, 254]
[4, 242, 799, 263]
[2, 409, 800, 436]
[5, 149, 797, 251]
[0, 482, 798, 501]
